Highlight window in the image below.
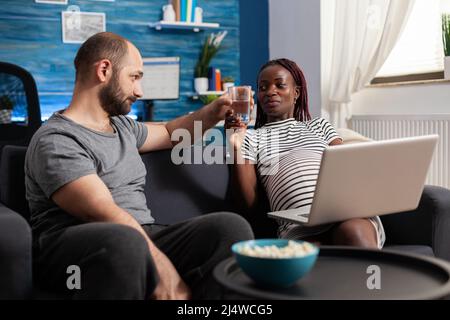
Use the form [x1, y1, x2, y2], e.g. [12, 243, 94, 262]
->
[372, 0, 450, 84]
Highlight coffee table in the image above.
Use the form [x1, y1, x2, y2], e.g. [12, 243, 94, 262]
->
[214, 246, 450, 300]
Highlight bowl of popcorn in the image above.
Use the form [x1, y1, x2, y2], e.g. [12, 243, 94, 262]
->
[231, 239, 319, 288]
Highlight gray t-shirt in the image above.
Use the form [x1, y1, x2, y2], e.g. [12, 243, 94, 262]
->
[25, 111, 154, 244]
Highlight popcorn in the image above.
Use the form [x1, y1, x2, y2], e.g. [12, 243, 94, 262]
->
[237, 241, 316, 258]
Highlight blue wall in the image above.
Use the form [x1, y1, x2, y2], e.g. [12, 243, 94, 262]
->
[0, 0, 241, 121]
[239, 0, 269, 90]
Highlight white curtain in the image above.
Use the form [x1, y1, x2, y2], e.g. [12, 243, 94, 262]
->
[321, 0, 416, 128]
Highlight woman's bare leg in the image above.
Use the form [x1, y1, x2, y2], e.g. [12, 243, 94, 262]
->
[329, 218, 378, 248]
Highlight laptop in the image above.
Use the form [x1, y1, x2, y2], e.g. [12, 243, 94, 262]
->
[267, 135, 438, 226]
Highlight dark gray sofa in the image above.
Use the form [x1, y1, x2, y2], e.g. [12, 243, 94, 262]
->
[1, 144, 450, 299]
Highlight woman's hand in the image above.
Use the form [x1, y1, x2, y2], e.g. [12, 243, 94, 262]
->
[210, 92, 255, 122]
[223, 90, 254, 152]
[225, 109, 248, 151]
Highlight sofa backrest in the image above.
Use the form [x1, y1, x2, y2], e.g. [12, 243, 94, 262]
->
[0, 145, 232, 224]
[2, 145, 438, 245]
[141, 147, 233, 224]
[0, 145, 29, 220]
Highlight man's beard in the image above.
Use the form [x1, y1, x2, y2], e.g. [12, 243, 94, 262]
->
[99, 74, 136, 117]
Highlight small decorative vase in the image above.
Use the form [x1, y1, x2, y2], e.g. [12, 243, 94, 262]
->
[445, 56, 450, 80]
[194, 77, 209, 93]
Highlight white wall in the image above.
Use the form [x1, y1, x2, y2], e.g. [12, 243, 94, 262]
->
[268, 0, 321, 117]
[352, 82, 450, 116]
[319, 0, 450, 119]
[268, 0, 450, 118]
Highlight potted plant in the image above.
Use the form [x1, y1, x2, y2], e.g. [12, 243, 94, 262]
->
[0, 95, 14, 124]
[199, 93, 220, 105]
[442, 13, 450, 79]
[221, 76, 235, 92]
[194, 31, 227, 93]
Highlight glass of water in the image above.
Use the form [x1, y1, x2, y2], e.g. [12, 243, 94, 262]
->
[228, 86, 252, 124]
[225, 86, 252, 160]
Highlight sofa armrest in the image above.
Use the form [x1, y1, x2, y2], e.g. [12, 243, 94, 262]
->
[0, 202, 32, 299]
[427, 186, 450, 261]
[381, 185, 450, 261]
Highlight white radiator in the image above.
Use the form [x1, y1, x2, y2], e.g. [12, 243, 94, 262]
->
[351, 114, 450, 189]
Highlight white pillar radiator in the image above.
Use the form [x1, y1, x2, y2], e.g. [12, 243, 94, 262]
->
[351, 114, 450, 189]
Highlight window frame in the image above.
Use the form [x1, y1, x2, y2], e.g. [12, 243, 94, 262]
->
[370, 71, 444, 85]
[372, 0, 447, 85]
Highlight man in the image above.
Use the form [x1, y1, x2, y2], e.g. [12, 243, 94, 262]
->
[25, 32, 253, 299]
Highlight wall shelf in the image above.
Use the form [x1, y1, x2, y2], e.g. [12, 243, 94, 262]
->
[190, 90, 256, 100]
[190, 91, 225, 100]
[149, 21, 220, 32]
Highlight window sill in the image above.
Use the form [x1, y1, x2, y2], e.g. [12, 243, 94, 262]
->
[368, 71, 450, 87]
[368, 77, 450, 88]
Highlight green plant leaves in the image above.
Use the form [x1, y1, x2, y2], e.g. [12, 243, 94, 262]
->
[194, 31, 227, 78]
[199, 94, 220, 104]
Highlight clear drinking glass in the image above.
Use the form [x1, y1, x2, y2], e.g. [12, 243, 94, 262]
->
[226, 86, 252, 160]
[228, 86, 252, 124]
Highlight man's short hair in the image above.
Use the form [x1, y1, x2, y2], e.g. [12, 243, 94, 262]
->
[74, 32, 129, 80]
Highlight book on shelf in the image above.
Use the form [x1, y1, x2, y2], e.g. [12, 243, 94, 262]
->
[167, 0, 200, 23]
[180, 0, 187, 22]
[186, 0, 193, 22]
[191, 0, 197, 22]
[215, 68, 222, 91]
[208, 67, 216, 91]
[179, 0, 197, 23]
[171, 0, 180, 21]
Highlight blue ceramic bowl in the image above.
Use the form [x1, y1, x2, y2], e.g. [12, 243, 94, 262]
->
[231, 239, 319, 288]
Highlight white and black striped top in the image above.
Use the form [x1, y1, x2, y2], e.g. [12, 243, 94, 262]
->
[241, 117, 341, 238]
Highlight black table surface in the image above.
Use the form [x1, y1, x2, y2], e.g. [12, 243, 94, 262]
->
[214, 246, 450, 300]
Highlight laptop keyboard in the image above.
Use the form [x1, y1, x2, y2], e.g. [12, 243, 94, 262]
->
[295, 213, 309, 223]
[267, 206, 310, 223]
[296, 213, 309, 218]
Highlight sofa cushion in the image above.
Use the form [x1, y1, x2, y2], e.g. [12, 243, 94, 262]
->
[0, 145, 29, 220]
[0, 205, 32, 299]
[336, 127, 373, 144]
[141, 146, 233, 225]
[0, 145, 234, 225]
[380, 187, 435, 247]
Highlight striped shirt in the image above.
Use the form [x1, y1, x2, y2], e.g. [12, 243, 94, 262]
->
[241, 117, 385, 247]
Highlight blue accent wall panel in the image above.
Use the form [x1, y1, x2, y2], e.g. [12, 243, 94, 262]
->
[0, 0, 240, 121]
[240, 0, 269, 90]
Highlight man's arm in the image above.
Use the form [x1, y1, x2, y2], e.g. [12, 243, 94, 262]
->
[51, 174, 191, 299]
[138, 95, 232, 153]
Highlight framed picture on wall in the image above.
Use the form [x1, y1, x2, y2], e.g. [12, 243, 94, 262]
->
[61, 11, 106, 44]
[35, 0, 68, 4]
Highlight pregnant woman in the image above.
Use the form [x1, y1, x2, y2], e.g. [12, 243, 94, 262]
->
[226, 58, 385, 249]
